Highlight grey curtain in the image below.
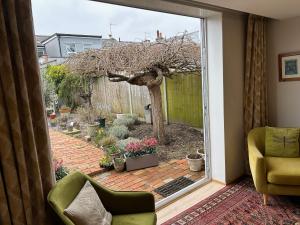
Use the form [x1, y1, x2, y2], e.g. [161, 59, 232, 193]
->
[0, 0, 55, 224]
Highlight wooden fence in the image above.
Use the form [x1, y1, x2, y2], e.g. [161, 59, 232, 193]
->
[92, 72, 203, 128]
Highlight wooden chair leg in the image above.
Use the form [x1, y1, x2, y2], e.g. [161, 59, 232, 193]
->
[263, 194, 268, 205]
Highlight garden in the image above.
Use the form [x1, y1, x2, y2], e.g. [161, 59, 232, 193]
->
[43, 35, 205, 201]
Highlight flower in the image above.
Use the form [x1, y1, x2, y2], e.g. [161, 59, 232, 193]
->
[142, 137, 158, 149]
[53, 158, 64, 172]
[125, 142, 144, 153]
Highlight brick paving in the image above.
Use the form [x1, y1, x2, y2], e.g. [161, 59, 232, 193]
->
[50, 129, 104, 175]
[93, 159, 205, 201]
[50, 129, 205, 201]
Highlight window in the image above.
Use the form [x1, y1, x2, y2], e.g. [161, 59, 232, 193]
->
[65, 43, 76, 54]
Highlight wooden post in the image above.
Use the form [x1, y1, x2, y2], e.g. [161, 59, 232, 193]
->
[128, 83, 133, 115]
[163, 77, 169, 124]
[263, 194, 268, 205]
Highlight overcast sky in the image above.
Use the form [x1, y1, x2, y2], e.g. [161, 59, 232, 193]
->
[31, 0, 200, 42]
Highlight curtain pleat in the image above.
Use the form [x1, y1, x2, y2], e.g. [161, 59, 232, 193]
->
[0, 0, 55, 224]
[244, 14, 268, 172]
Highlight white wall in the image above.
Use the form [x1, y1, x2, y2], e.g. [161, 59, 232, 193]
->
[222, 13, 246, 183]
[207, 12, 246, 184]
[267, 16, 300, 127]
[207, 13, 226, 182]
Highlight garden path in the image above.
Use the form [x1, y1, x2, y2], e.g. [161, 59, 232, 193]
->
[50, 129, 105, 175]
[50, 129, 205, 201]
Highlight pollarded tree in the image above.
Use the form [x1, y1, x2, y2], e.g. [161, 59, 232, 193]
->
[66, 35, 201, 144]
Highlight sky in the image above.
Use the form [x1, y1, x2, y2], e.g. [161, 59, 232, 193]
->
[31, 0, 200, 42]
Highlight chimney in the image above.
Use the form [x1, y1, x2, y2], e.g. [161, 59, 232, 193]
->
[119, 37, 121, 42]
[156, 30, 160, 39]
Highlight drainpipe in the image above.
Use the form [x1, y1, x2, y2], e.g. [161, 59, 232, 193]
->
[58, 35, 63, 58]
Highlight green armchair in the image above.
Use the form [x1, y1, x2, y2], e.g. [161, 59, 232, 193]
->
[248, 127, 300, 205]
[47, 172, 157, 225]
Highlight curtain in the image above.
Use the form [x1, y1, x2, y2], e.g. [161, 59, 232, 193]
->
[0, 0, 55, 224]
[244, 14, 268, 171]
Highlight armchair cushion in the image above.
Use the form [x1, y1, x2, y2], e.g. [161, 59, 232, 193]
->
[112, 212, 156, 225]
[265, 126, 300, 157]
[64, 181, 112, 225]
[266, 157, 300, 185]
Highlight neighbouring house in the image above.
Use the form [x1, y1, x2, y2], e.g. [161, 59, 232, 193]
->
[36, 33, 118, 66]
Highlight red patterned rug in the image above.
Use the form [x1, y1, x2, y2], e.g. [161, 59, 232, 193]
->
[162, 178, 300, 224]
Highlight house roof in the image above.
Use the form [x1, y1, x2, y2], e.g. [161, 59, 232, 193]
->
[41, 33, 104, 44]
[36, 35, 50, 47]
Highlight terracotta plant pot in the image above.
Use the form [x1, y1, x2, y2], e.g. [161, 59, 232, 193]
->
[125, 153, 159, 171]
[186, 153, 202, 172]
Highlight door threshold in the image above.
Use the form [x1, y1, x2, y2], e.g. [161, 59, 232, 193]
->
[155, 176, 210, 209]
[156, 180, 224, 224]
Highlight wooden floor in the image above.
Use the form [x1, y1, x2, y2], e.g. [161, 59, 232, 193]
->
[156, 181, 225, 224]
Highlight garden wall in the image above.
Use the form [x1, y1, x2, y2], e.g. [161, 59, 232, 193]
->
[92, 73, 203, 128]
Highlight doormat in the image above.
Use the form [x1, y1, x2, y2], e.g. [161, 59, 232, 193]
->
[154, 176, 195, 198]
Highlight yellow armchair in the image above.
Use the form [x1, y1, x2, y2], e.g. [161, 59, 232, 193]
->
[248, 127, 300, 205]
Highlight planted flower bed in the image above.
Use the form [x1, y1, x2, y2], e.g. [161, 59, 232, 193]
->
[125, 137, 159, 171]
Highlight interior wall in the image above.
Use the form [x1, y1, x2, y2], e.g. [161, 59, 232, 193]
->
[222, 13, 247, 183]
[207, 13, 226, 182]
[267, 16, 300, 127]
[207, 12, 246, 184]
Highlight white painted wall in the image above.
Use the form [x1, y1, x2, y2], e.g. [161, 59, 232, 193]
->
[207, 13, 226, 182]
[207, 13, 246, 183]
[267, 16, 300, 127]
[222, 13, 246, 183]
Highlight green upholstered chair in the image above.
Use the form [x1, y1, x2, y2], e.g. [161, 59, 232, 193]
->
[248, 127, 300, 205]
[47, 172, 157, 225]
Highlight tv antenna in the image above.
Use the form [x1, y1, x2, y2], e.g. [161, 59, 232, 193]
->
[109, 23, 116, 37]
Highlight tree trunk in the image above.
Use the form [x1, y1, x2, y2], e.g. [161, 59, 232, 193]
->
[148, 85, 166, 144]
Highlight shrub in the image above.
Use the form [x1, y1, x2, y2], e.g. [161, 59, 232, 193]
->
[53, 159, 69, 181]
[99, 135, 117, 147]
[76, 106, 102, 124]
[124, 114, 139, 124]
[113, 117, 135, 128]
[107, 144, 120, 155]
[117, 137, 140, 152]
[99, 155, 113, 169]
[94, 128, 106, 147]
[109, 125, 129, 139]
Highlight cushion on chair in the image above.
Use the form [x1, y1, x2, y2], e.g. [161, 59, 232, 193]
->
[265, 126, 300, 157]
[64, 181, 112, 225]
[266, 157, 300, 185]
[111, 212, 157, 225]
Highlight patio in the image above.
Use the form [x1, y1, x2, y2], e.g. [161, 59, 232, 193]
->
[50, 128, 205, 201]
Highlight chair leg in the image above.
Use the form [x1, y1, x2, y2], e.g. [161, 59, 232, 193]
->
[263, 194, 268, 205]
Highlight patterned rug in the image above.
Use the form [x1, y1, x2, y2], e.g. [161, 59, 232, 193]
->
[163, 178, 300, 224]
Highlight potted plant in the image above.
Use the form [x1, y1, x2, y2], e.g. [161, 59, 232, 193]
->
[99, 155, 114, 170]
[124, 137, 159, 171]
[186, 153, 202, 172]
[86, 108, 99, 137]
[53, 159, 69, 181]
[107, 144, 122, 159]
[59, 106, 71, 115]
[49, 118, 57, 127]
[113, 157, 125, 172]
[197, 149, 205, 168]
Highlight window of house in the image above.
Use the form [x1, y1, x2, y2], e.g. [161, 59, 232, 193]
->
[65, 43, 76, 54]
